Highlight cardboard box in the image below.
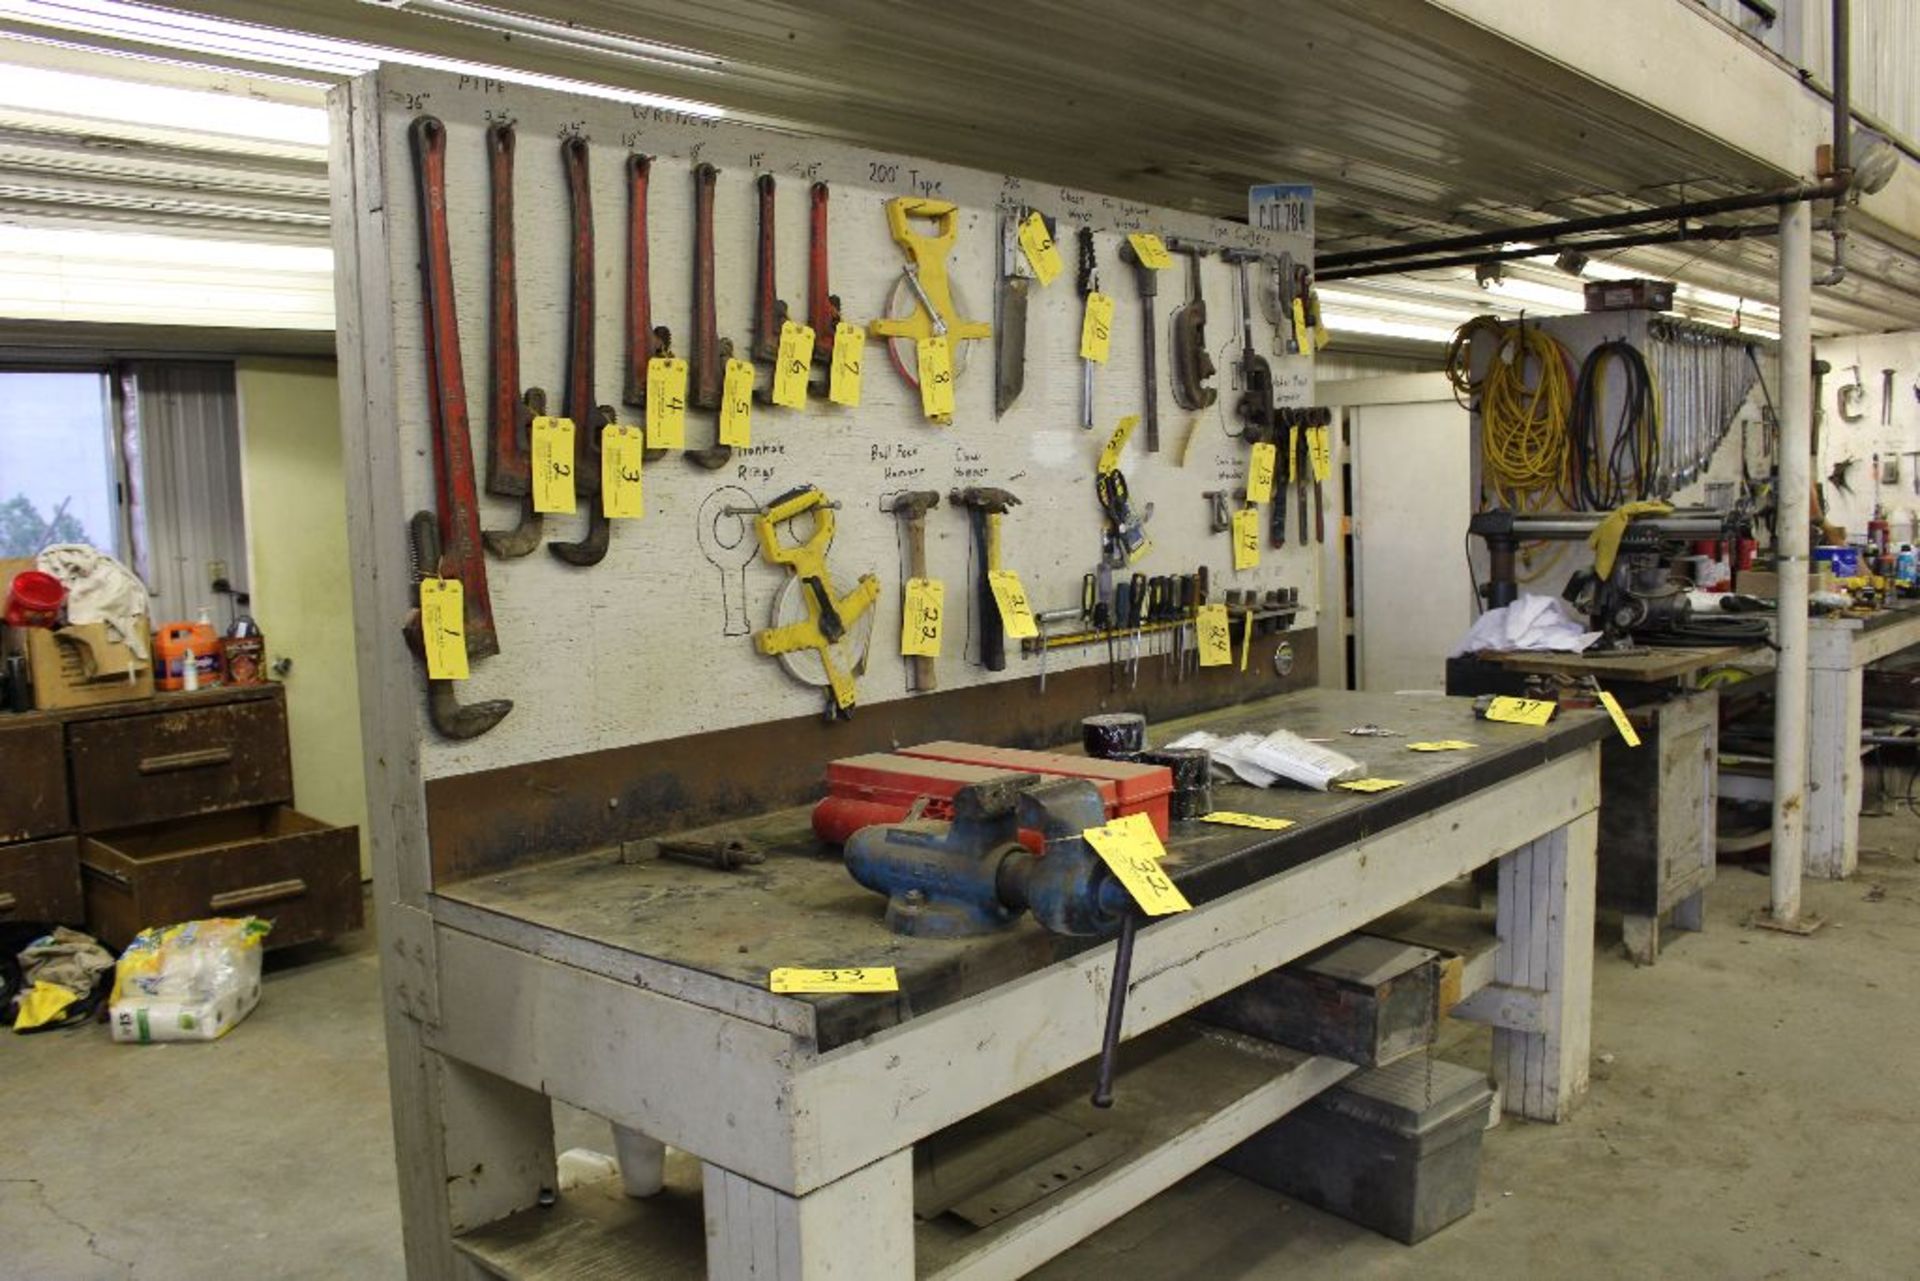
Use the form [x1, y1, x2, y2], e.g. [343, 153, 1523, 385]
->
[1736, 566, 1835, 598]
[1, 556, 152, 710]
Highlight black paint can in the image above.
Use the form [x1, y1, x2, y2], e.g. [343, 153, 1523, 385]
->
[1082, 712, 1147, 760]
[1139, 746, 1213, 820]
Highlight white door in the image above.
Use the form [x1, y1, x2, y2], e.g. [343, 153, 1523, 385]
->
[1347, 393, 1472, 692]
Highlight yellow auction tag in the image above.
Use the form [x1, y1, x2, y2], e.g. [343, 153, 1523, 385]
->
[773, 320, 814, 409]
[830, 322, 864, 407]
[1287, 425, 1300, 483]
[1203, 811, 1295, 832]
[1407, 740, 1476, 752]
[1597, 690, 1642, 747]
[917, 336, 955, 420]
[1292, 297, 1312, 355]
[901, 577, 944, 658]
[720, 357, 754, 446]
[418, 578, 467, 681]
[601, 423, 645, 519]
[646, 357, 688, 449]
[1084, 817, 1190, 915]
[1485, 695, 1557, 727]
[1247, 440, 1277, 504]
[530, 415, 576, 514]
[1080, 291, 1115, 364]
[1098, 414, 1139, 475]
[1196, 602, 1231, 667]
[1240, 606, 1253, 672]
[1018, 210, 1063, 286]
[1232, 506, 1260, 570]
[987, 568, 1038, 639]
[1338, 778, 1405, 793]
[1308, 425, 1332, 482]
[769, 967, 899, 994]
[1127, 232, 1174, 271]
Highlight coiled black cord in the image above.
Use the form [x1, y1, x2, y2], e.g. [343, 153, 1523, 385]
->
[1568, 339, 1661, 510]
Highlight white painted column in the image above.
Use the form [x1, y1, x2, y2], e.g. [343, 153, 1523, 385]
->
[1771, 201, 1813, 923]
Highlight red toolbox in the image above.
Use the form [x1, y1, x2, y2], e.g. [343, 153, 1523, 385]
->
[897, 741, 1173, 839]
[814, 752, 1143, 850]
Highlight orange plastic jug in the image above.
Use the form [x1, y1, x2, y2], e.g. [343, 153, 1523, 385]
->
[153, 620, 223, 692]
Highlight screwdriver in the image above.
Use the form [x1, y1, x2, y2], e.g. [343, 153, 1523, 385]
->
[1111, 575, 1131, 693]
[1127, 571, 1147, 688]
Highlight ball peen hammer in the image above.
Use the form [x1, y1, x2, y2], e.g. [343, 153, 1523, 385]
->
[883, 490, 942, 691]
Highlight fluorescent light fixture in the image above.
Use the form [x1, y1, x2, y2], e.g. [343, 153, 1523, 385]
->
[0, 63, 329, 147]
[1318, 309, 1459, 345]
[0, 224, 334, 271]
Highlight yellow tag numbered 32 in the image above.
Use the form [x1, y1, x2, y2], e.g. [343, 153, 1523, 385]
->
[901, 577, 944, 658]
[1084, 816, 1190, 916]
[1247, 440, 1277, 504]
[1231, 506, 1260, 570]
[1195, 602, 1231, 667]
[720, 357, 754, 447]
[418, 578, 468, 681]
[646, 357, 688, 449]
[917, 336, 955, 420]
[1203, 811, 1295, 832]
[772, 320, 814, 409]
[769, 967, 899, 994]
[1018, 210, 1063, 286]
[1308, 425, 1332, 482]
[987, 568, 1038, 639]
[1485, 695, 1557, 727]
[530, 415, 575, 514]
[1126, 233, 1174, 271]
[1080, 291, 1115, 364]
[830, 322, 864, 407]
[1598, 690, 1642, 747]
[602, 423, 645, 519]
[1098, 414, 1139, 475]
[1338, 778, 1405, 793]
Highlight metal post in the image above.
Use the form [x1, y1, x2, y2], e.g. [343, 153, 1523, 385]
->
[1769, 201, 1812, 926]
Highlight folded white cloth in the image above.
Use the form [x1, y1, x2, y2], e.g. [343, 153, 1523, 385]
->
[1450, 593, 1600, 657]
[1167, 728, 1362, 792]
[35, 544, 152, 659]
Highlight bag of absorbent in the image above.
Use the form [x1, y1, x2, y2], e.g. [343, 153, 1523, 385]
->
[109, 917, 271, 1043]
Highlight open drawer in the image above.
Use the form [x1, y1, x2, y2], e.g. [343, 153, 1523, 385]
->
[81, 806, 362, 951]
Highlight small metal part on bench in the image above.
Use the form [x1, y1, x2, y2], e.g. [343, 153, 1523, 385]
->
[624, 835, 764, 871]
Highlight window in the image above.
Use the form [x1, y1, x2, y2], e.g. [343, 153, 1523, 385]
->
[0, 369, 121, 558]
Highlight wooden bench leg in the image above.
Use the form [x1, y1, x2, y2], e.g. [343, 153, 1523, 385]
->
[1670, 889, 1706, 934]
[702, 1150, 914, 1279]
[1808, 665, 1863, 879]
[1621, 913, 1660, 966]
[437, 1056, 557, 1236]
[1489, 812, 1597, 1122]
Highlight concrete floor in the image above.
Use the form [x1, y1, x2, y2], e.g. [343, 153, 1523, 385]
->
[4, 813, 1917, 1280]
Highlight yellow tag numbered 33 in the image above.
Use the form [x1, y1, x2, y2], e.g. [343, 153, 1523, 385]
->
[1084, 815, 1190, 916]
[418, 578, 467, 681]
[1018, 210, 1063, 286]
[772, 320, 814, 409]
[1247, 440, 1277, 504]
[646, 357, 688, 449]
[987, 568, 1038, 639]
[720, 357, 755, 447]
[1195, 602, 1231, 667]
[1485, 695, 1557, 727]
[1231, 506, 1261, 570]
[769, 967, 899, 994]
[901, 577, 944, 658]
[831, 322, 864, 407]
[917, 336, 955, 420]
[530, 416, 576, 514]
[601, 423, 645, 519]
[1080, 291, 1115, 364]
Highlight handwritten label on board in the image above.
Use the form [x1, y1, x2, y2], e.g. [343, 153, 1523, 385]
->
[1232, 507, 1260, 570]
[772, 320, 814, 409]
[1080, 292, 1115, 364]
[988, 569, 1038, 639]
[769, 967, 899, 994]
[646, 358, 688, 448]
[901, 577, 944, 657]
[530, 416, 575, 514]
[831, 322, 864, 406]
[418, 578, 467, 681]
[917, 336, 955, 419]
[1195, 603, 1231, 667]
[601, 424, 645, 518]
[720, 357, 754, 446]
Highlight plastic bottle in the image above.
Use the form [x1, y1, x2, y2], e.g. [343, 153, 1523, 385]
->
[222, 601, 266, 687]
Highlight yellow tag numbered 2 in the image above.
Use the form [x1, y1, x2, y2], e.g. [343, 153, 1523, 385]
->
[1080, 292, 1115, 364]
[1126, 233, 1174, 271]
[646, 357, 688, 449]
[901, 577, 944, 658]
[1018, 210, 1063, 286]
[1195, 602, 1231, 667]
[773, 320, 814, 409]
[1231, 506, 1261, 570]
[1203, 811, 1295, 832]
[720, 357, 754, 447]
[917, 336, 955, 420]
[530, 416, 576, 514]
[1247, 440, 1277, 504]
[418, 578, 468, 681]
[602, 424, 645, 519]
[1598, 690, 1642, 747]
[831, 322, 864, 407]
[1485, 695, 1557, 727]
[987, 568, 1038, 639]
[1084, 814, 1191, 916]
[769, 967, 899, 994]
[1308, 425, 1332, 482]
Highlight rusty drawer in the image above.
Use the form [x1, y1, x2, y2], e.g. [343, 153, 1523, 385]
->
[68, 696, 292, 831]
[0, 720, 69, 842]
[0, 835, 84, 925]
[81, 806, 362, 951]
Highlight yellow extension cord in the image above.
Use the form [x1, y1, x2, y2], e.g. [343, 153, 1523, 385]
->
[1448, 314, 1575, 512]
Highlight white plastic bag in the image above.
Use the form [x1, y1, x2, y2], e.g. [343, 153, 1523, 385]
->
[109, 918, 270, 1043]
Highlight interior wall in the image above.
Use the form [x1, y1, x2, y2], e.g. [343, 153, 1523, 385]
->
[1813, 330, 1920, 543]
[236, 356, 370, 875]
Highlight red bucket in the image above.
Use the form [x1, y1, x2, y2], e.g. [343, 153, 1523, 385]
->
[4, 571, 65, 629]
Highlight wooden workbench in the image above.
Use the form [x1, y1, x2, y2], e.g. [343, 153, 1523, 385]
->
[1805, 602, 1920, 877]
[418, 689, 1605, 1278]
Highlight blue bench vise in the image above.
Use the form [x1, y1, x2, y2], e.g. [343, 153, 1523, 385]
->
[844, 773, 1131, 939]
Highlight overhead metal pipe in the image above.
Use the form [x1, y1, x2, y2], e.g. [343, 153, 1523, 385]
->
[1816, 0, 1852, 286]
[1770, 200, 1812, 926]
[1318, 223, 1777, 282]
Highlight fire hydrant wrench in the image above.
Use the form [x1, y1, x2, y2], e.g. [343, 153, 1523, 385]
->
[1118, 238, 1160, 452]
